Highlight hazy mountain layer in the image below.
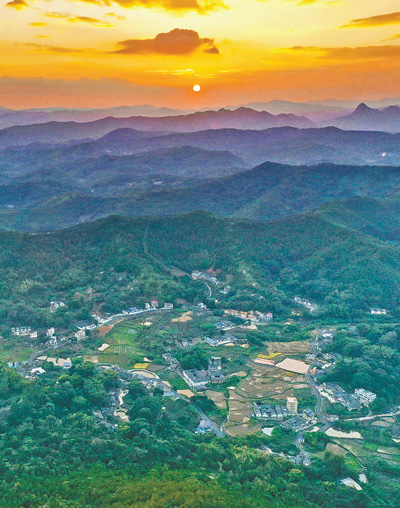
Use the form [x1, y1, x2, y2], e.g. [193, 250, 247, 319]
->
[328, 103, 400, 133]
[0, 108, 314, 149]
[3, 161, 400, 231]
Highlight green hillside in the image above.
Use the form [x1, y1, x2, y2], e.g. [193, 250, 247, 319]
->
[4, 162, 400, 232]
[0, 363, 377, 508]
[1, 208, 400, 331]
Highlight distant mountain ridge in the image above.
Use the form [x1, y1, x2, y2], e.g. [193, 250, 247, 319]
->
[329, 103, 400, 132]
[237, 100, 351, 121]
[0, 105, 189, 128]
[2, 98, 400, 131]
[0, 107, 314, 146]
[3, 125, 400, 168]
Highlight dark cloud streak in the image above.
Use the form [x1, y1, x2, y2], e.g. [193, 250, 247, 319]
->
[341, 11, 400, 28]
[114, 28, 219, 55]
[6, 0, 28, 9]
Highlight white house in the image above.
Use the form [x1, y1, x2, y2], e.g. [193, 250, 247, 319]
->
[355, 388, 376, 405]
[182, 369, 209, 389]
[370, 308, 387, 315]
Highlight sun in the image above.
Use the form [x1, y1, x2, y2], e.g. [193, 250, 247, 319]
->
[193, 85, 201, 93]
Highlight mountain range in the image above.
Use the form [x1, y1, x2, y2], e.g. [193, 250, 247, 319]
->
[2, 124, 400, 167]
[0, 108, 314, 148]
[3, 159, 400, 231]
[2, 101, 400, 132]
[329, 103, 400, 132]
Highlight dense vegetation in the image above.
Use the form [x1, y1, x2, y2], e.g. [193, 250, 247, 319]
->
[2, 122, 400, 507]
[1, 209, 400, 335]
[0, 363, 394, 508]
[323, 323, 400, 407]
[5, 159, 400, 231]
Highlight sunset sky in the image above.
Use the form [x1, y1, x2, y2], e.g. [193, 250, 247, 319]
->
[2, 0, 400, 108]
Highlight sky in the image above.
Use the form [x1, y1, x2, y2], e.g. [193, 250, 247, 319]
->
[1, 0, 400, 108]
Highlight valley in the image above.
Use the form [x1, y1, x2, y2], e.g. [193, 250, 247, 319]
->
[2, 106, 400, 508]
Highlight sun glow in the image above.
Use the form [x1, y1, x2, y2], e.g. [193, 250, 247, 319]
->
[193, 84, 201, 92]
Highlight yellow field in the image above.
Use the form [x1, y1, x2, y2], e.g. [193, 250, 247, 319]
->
[134, 363, 150, 369]
[258, 353, 281, 360]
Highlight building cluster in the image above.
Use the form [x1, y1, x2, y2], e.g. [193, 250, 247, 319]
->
[370, 308, 387, 315]
[281, 415, 310, 432]
[310, 354, 341, 377]
[144, 301, 173, 310]
[122, 307, 141, 315]
[307, 329, 340, 376]
[191, 271, 220, 286]
[253, 403, 291, 419]
[253, 397, 316, 429]
[280, 405, 316, 431]
[215, 320, 235, 330]
[7, 360, 27, 369]
[50, 301, 65, 313]
[182, 357, 225, 389]
[354, 388, 377, 405]
[91, 313, 109, 325]
[318, 383, 376, 411]
[163, 353, 180, 367]
[75, 329, 86, 341]
[317, 328, 336, 340]
[290, 451, 312, 467]
[75, 321, 97, 331]
[224, 309, 273, 323]
[122, 301, 174, 315]
[205, 333, 248, 347]
[293, 296, 319, 313]
[9, 363, 47, 380]
[254, 397, 297, 419]
[11, 327, 38, 339]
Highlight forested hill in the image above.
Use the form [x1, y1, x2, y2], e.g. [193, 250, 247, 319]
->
[1, 209, 400, 330]
[3, 161, 400, 231]
[0, 363, 374, 508]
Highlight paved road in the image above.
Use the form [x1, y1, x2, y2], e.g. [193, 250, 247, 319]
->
[293, 337, 333, 449]
[307, 338, 331, 427]
[189, 402, 225, 437]
[346, 410, 400, 422]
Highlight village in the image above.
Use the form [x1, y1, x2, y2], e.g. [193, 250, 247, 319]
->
[3, 268, 399, 493]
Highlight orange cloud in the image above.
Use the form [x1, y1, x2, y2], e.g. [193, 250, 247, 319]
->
[30, 22, 48, 27]
[341, 11, 400, 28]
[79, 0, 225, 13]
[6, 0, 28, 9]
[114, 28, 219, 55]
